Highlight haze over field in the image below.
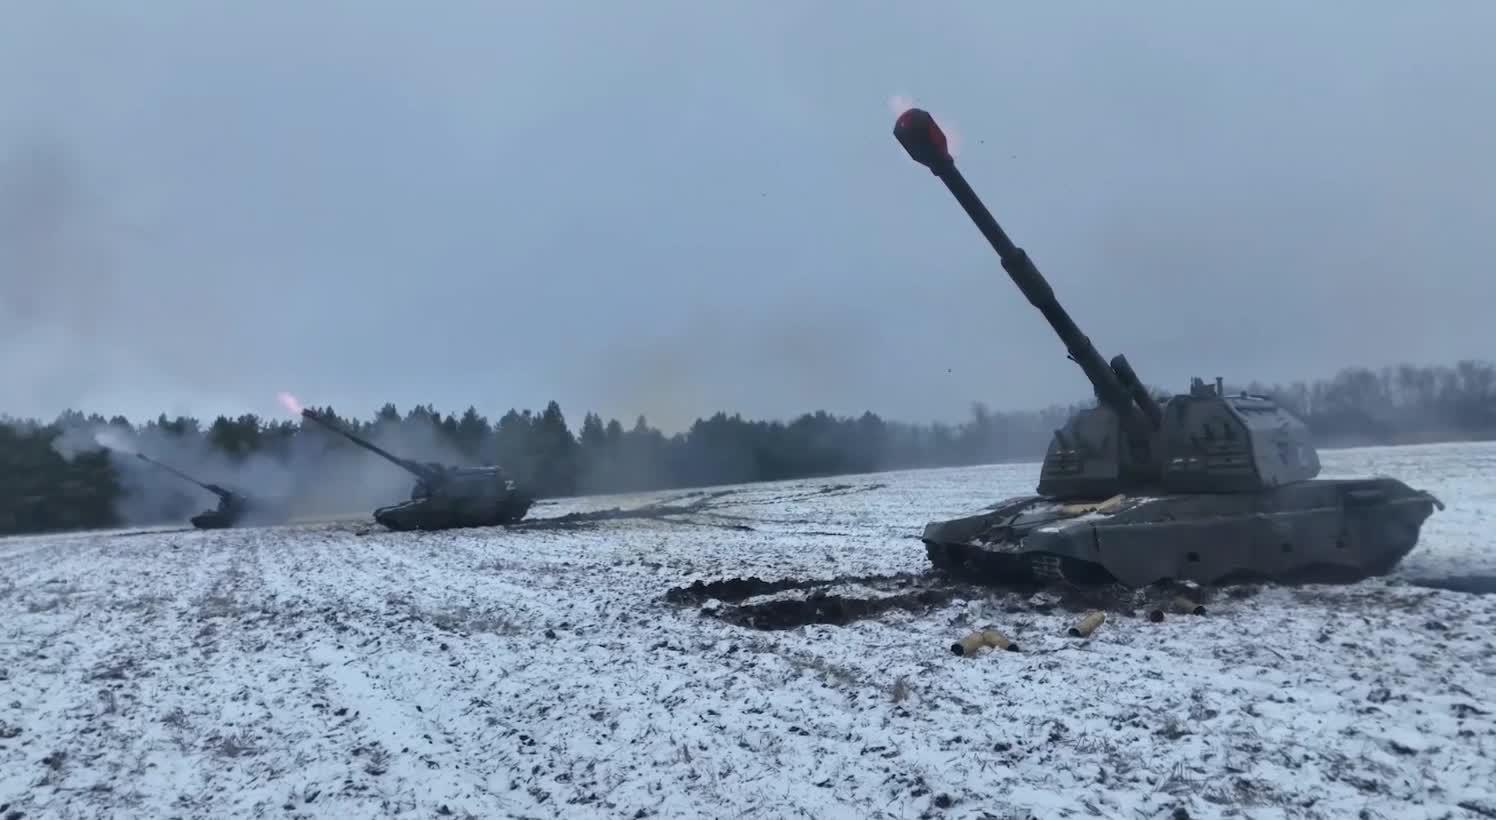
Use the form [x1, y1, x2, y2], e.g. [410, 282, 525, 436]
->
[43, 406, 470, 528]
[3, 2, 1493, 432]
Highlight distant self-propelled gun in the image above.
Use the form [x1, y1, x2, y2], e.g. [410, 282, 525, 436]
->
[298, 408, 534, 531]
[891, 107, 1443, 589]
[133, 453, 264, 530]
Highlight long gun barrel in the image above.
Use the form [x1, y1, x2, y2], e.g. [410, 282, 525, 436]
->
[299, 408, 440, 483]
[134, 453, 233, 501]
[892, 108, 1161, 437]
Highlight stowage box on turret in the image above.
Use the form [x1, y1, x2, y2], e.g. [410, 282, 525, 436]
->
[892, 107, 1443, 589]
[300, 409, 534, 531]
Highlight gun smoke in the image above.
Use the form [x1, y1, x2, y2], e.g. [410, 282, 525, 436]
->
[46, 411, 481, 528]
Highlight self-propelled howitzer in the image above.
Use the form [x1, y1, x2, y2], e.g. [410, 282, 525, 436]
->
[299, 408, 534, 531]
[892, 107, 1443, 589]
[133, 453, 257, 529]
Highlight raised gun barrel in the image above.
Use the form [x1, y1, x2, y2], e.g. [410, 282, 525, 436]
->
[299, 408, 442, 484]
[892, 108, 1160, 437]
[134, 452, 234, 502]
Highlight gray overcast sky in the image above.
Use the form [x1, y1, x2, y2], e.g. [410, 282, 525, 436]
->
[3, 1, 1493, 432]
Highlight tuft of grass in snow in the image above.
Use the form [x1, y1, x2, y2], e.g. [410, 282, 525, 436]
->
[207, 730, 261, 759]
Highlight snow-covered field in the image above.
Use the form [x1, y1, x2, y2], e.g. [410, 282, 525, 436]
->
[2, 441, 1494, 819]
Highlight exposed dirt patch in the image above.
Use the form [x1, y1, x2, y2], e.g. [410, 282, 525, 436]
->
[665, 572, 930, 605]
[665, 572, 970, 630]
[665, 570, 1232, 631]
[1406, 575, 1496, 595]
[718, 588, 962, 630]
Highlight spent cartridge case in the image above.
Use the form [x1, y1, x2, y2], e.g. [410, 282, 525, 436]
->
[950, 628, 1020, 656]
[1067, 610, 1106, 638]
[1172, 596, 1206, 616]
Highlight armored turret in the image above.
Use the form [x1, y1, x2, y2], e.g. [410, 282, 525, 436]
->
[299, 408, 534, 531]
[894, 107, 1442, 588]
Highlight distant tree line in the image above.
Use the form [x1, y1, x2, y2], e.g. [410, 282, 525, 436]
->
[2, 360, 1494, 536]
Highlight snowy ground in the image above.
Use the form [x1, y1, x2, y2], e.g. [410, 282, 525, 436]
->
[2, 441, 1494, 819]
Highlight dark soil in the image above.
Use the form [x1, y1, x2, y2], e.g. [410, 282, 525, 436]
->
[717, 587, 965, 630]
[1406, 575, 1496, 595]
[663, 569, 1237, 632]
[665, 571, 980, 630]
[664, 571, 931, 605]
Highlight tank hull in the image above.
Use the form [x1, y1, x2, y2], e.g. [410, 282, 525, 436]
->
[187, 492, 294, 530]
[922, 478, 1443, 589]
[189, 509, 240, 530]
[372, 490, 535, 532]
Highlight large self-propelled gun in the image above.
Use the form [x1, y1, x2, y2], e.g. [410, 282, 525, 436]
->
[133, 453, 270, 529]
[299, 409, 534, 531]
[892, 107, 1443, 589]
